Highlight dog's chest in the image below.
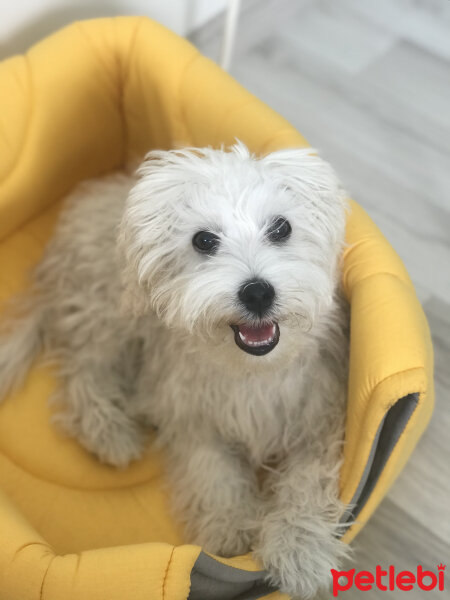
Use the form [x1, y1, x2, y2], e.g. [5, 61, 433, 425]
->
[149, 352, 306, 465]
[139, 328, 312, 465]
[213, 372, 305, 464]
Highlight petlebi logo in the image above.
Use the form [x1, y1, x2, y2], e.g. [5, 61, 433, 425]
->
[331, 564, 446, 596]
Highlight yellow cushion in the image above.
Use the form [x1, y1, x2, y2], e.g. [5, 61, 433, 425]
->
[0, 17, 433, 600]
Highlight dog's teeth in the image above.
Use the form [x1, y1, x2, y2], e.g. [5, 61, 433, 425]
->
[237, 323, 277, 348]
[239, 334, 274, 346]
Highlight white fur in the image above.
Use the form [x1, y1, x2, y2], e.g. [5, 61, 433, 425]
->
[0, 143, 350, 598]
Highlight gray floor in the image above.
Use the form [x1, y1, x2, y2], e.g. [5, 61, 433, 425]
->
[192, 1, 450, 597]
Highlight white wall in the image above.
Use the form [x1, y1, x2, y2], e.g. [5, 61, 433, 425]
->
[0, 0, 226, 60]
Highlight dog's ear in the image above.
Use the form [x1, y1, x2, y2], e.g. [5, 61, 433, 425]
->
[260, 147, 348, 247]
[117, 149, 190, 317]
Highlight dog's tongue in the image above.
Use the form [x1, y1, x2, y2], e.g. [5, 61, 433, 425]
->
[238, 323, 276, 344]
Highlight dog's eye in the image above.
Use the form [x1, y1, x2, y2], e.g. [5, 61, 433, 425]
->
[267, 216, 291, 243]
[192, 231, 220, 254]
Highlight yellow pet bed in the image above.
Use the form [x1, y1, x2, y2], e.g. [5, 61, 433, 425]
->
[0, 17, 433, 600]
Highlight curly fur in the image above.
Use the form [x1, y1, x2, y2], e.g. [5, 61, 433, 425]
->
[0, 142, 350, 598]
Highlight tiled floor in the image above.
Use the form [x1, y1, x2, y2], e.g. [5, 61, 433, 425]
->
[192, 1, 450, 597]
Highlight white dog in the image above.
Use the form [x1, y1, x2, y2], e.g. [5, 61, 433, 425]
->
[0, 142, 350, 598]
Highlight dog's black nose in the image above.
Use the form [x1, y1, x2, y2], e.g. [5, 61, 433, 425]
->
[238, 279, 275, 316]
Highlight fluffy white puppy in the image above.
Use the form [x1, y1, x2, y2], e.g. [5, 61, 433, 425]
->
[0, 142, 349, 598]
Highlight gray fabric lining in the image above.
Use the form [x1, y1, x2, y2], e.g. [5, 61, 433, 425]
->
[188, 552, 275, 600]
[188, 393, 419, 599]
[339, 413, 387, 525]
[343, 393, 419, 523]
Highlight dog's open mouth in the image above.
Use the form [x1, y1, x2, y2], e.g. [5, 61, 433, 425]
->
[230, 322, 280, 356]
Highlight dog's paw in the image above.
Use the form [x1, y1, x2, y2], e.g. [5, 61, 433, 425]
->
[189, 511, 257, 557]
[255, 519, 347, 599]
[91, 419, 147, 468]
[200, 526, 253, 558]
[53, 408, 147, 468]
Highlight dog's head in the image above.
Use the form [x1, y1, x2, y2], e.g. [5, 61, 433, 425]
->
[118, 142, 347, 365]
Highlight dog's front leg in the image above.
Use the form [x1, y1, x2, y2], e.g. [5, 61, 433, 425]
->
[52, 358, 146, 468]
[167, 436, 260, 557]
[255, 447, 348, 599]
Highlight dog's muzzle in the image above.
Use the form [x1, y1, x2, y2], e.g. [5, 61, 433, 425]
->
[230, 322, 280, 356]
